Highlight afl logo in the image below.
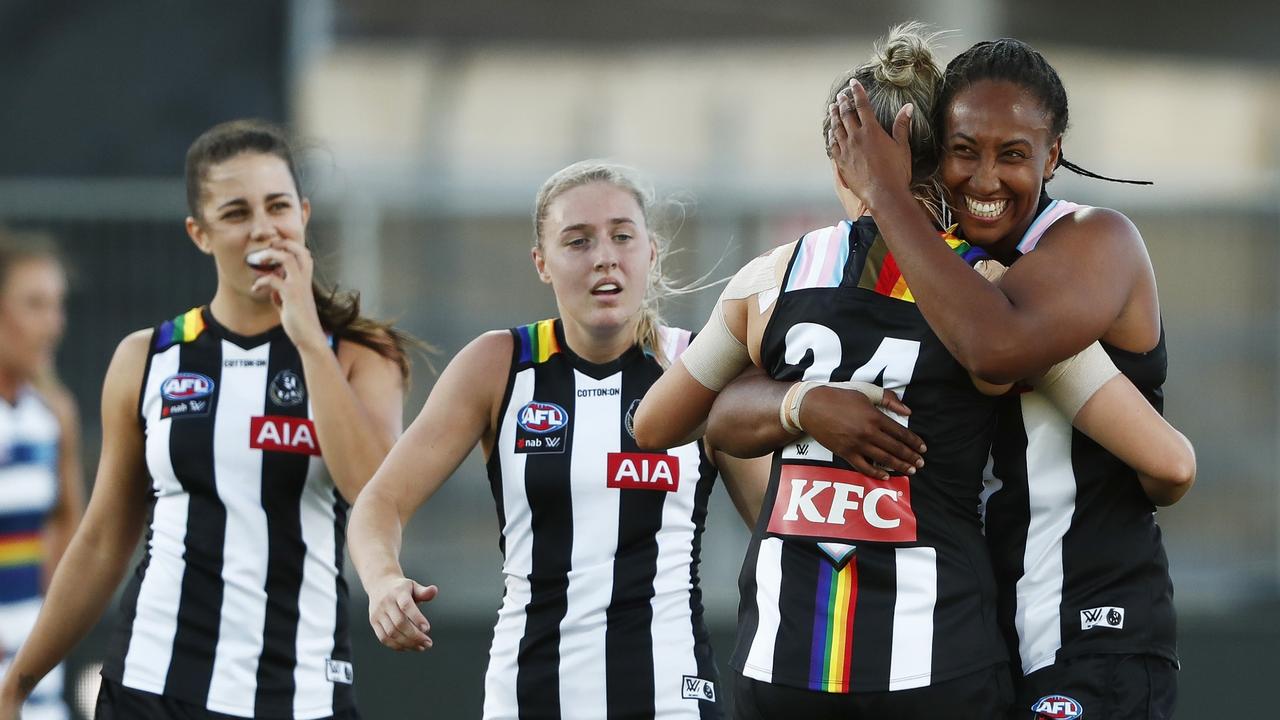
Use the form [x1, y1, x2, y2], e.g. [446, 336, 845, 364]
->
[1032, 694, 1083, 719]
[517, 401, 568, 434]
[162, 373, 214, 400]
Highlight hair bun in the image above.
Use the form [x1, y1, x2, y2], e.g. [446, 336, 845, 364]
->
[871, 21, 943, 88]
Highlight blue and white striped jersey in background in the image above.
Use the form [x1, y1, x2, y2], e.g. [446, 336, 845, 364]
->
[0, 385, 67, 720]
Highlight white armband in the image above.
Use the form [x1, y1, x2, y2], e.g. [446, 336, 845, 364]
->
[682, 248, 788, 391]
[1033, 341, 1121, 420]
[681, 301, 750, 391]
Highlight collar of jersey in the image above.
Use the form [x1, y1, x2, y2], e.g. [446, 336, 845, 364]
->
[552, 318, 646, 381]
[201, 306, 288, 350]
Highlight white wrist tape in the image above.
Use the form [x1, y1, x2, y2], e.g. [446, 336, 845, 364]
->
[1033, 341, 1121, 419]
[779, 379, 885, 434]
[973, 258, 1009, 283]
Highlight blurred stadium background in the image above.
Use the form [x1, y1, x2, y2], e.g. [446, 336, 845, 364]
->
[2, 0, 1277, 716]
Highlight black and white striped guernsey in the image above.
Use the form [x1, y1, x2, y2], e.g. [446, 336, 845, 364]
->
[982, 197, 1177, 676]
[482, 318, 721, 720]
[731, 218, 1007, 694]
[102, 307, 355, 719]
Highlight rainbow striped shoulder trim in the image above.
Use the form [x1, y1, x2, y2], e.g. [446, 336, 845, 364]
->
[783, 222, 853, 293]
[858, 228, 984, 303]
[154, 307, 207, 350]
[1016, 200, 1087, 254]
[514, 318, 562, 365]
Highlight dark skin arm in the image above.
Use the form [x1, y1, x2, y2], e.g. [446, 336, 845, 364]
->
[706, 365, 925, 481]
[828, 82, 1151, 384]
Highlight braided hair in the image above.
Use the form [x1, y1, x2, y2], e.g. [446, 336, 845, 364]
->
[936, 38, 1151, 186]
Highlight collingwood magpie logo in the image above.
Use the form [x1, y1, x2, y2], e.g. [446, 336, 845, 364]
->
[1080, 606, 1125, 631]
[624, 399, 641, 440]
[270, 369, 306, 407]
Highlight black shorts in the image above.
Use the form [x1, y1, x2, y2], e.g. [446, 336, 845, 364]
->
[733, 663, 1013, 720]
[95, 678, 361, 720]
[1011, 654, 1176, 720]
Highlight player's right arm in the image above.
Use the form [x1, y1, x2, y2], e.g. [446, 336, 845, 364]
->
[706, 367, 925, 479]
[0, 331, 152, 717]
[347, 330, 511, 653]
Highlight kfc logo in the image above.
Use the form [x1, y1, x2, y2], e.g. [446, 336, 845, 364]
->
[767, 465, 915, 544]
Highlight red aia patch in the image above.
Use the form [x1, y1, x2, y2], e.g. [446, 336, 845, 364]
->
[767, 465, 915, 543]
[607, 452, 678, 492]
[250, 416, 321, 456]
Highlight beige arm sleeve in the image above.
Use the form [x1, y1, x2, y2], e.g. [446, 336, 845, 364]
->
[682, 248, 787, 391]
[1033, 341, 1122, 420]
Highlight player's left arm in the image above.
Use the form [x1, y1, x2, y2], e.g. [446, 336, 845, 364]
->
[1035, 346, 1196, 506]
[306, 338, 405, 504]
[41, 386, 85, 589]
[710, 447, 771, 527]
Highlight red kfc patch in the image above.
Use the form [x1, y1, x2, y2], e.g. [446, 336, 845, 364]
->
[767, 465, 915, 543]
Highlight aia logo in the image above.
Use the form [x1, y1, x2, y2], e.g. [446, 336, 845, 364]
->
[161, 373, 214, 400]
[607, 452, 678, 492]
[767, 465, 916, 544]
[517, 401, 568, 433]
[1032, 694, 1083, 719]
[250, 416, 321, 456]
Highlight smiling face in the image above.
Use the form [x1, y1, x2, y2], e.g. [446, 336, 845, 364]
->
[940, 79, 1061, 254]
[0, 256, 66, 381]
[533, 181, 656, 340]
[185, 151, 310, 302]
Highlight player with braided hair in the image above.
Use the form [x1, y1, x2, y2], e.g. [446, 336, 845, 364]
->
[828, 36, 1185, 720]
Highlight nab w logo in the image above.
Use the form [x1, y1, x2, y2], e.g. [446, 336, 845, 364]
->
[680, 675, 716, 703]
[1080, 605, 1125, 631]
[1032, 694, 1083, 719]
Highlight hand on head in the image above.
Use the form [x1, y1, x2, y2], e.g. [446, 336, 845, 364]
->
[827, 79, 916, 210]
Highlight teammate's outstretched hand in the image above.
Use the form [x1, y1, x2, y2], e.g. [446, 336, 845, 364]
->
[250, 240, 327, 352]
[799, 386, 926, 480]
[367, 576, 439, 652]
